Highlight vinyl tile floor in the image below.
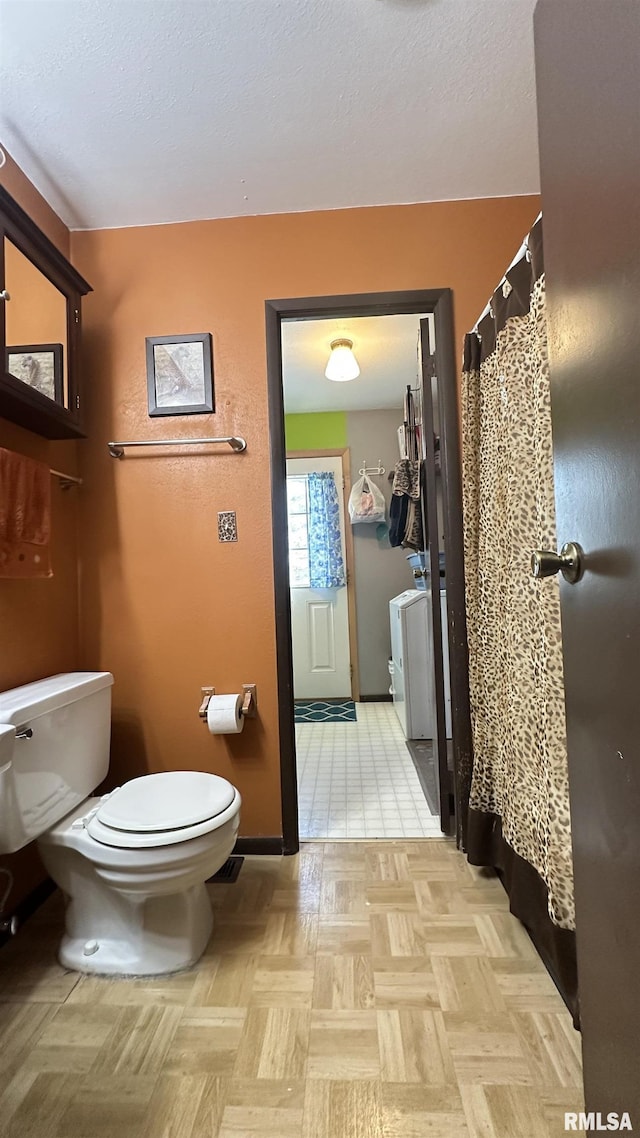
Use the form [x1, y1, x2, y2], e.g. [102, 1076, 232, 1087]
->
[296, 702, 442, 839]
[0, 841, 584, 1138]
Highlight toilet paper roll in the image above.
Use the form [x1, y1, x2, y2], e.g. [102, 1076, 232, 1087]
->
[206, 693, 244, 735]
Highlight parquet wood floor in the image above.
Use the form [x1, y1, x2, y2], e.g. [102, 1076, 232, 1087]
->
[0, 841, 583, 1137]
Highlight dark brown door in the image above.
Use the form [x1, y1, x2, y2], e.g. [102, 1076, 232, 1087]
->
[535, 0, 640, 1118]
[419, 319, 452, 836]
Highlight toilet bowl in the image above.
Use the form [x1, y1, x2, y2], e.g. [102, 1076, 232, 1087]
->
[0, 673, 242, 977]
[38, 771, 241, 975]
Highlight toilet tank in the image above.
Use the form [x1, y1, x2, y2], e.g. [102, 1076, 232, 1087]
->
[0, 672, 114, 854]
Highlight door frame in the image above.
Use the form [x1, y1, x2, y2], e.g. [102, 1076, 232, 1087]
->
[419, 321, 452, 835]
[265, 289, 472, 854]
[286, 448, 360, 703]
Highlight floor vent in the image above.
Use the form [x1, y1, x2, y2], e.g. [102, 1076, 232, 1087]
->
[207, 856, 244, 884]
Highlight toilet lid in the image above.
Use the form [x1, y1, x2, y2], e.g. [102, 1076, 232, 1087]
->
[96, 771, 236, 833]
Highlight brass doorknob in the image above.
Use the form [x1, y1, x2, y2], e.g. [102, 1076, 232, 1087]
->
[531, 541, 584, 584]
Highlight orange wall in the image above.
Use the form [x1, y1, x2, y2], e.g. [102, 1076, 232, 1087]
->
[71, 195, 540, 838]
[0, 150, 80, 908]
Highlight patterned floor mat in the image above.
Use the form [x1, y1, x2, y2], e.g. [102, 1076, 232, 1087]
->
[294, 699, 357, 723]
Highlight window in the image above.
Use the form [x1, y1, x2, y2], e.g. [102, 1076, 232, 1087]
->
[286, 475, 310, 587]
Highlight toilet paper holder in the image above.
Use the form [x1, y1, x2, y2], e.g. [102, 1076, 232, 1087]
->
[198, 685, 257, 720]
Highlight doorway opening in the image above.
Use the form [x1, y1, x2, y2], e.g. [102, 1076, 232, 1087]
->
[266, 291, 471, 853]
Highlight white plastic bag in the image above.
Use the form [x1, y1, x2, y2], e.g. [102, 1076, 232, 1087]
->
[348, 475, 386, 525]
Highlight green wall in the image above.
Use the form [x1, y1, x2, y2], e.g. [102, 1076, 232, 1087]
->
[285, 411, 347, 451]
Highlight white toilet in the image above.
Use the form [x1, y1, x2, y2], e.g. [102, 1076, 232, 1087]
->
[0, 671, 241, 976]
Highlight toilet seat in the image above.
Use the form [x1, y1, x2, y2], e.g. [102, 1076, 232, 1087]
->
[86, 771, 240, 849]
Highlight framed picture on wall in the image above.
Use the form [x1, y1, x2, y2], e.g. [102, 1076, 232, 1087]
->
[146, 333, 214, 417]
[5, 343, 64, 405]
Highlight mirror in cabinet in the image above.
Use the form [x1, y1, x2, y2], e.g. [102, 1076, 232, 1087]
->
[0, 185, 92, 439]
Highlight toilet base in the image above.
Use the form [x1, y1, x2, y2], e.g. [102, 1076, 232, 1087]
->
[37, 794, 240, 978]
[57, 881, 214, 976]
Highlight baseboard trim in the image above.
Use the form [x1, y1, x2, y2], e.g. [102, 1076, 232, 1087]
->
[233, 837, 285, 855]
[0, 876, 56, 951]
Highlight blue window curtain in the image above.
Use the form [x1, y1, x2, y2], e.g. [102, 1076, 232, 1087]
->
[307, 472, 346, 588]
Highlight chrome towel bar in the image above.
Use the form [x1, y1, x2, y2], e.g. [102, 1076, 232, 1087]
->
[107, 436, 247, 459]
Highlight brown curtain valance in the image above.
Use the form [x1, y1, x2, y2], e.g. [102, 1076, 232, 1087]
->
[468, 216, 544, 364]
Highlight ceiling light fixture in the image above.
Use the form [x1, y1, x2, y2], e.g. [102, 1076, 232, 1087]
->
[325, 338, 360, 382]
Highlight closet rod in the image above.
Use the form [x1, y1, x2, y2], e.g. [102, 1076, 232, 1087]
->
[107, 436, 247, 459]
[50, 467, 82, 487]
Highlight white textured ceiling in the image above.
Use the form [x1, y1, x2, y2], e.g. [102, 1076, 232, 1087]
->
[282, 312, 435, 413]
[0, 0, 539, 230]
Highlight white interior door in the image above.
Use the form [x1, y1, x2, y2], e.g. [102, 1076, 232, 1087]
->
[287, 455, 352, 700]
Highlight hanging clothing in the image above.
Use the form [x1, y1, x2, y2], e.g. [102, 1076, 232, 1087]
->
[388, 489, 409, 548]
[389, 458, 423, 551]
[404, 499, 422, 553]
[392, 457, 420, 499]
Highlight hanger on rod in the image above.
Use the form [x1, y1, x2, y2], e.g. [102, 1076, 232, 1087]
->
[401, 385, 420, 463]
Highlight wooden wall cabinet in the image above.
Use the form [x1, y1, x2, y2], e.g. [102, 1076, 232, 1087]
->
[0, 186, 92, 439]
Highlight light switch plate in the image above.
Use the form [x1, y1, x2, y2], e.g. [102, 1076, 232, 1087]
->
[217, 511, 238, 542]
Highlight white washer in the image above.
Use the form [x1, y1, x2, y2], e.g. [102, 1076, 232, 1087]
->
[389, 588, 452, 741]
[389, 590, 434, 739]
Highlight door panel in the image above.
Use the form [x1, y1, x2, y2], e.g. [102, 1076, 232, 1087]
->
[307, 601, 336, 672]
[535, 0, 640, 1117]
[287, 455, 352, 699]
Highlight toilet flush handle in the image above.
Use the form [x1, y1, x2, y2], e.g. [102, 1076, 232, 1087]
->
[15, 727, 33, 740]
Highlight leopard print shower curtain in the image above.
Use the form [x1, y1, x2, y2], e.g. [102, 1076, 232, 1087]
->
[460, 259, 575, 931]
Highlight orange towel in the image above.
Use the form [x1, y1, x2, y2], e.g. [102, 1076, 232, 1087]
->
[0, 447, 52, 578]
